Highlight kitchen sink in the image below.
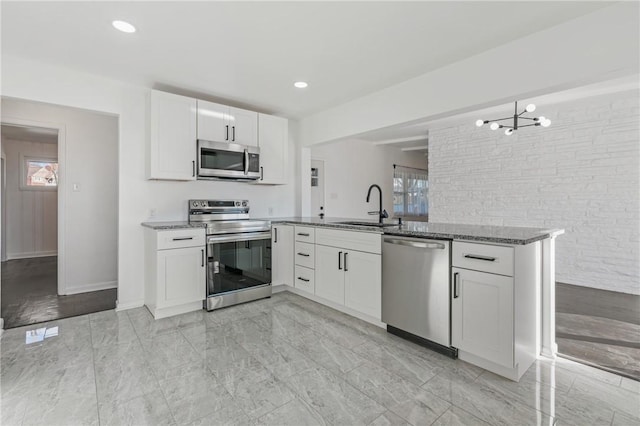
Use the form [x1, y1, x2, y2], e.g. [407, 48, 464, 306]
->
[335, 221, 398, 228]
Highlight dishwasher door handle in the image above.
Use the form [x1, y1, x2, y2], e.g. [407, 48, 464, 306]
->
[384, 238, 445, 250]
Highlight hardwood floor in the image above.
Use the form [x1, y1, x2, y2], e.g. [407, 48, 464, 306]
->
[1, 256, 116, 329]
[556, 282, 640, 381]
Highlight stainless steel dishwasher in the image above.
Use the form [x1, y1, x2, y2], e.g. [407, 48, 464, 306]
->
[382, 236, 457, 358]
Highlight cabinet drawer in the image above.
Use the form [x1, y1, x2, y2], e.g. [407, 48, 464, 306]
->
[452, 241, 514, 276]
[157, 228, 206, 250]
[294, 265, 315, 294]
[295, 241, 315, 269]
[316, 228, 381, 254]
[295, 226, 315, 243]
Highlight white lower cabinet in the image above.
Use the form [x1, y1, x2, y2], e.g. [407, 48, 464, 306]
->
[344, 250, 382, 319]
[314, 229, 382, 320]
[272, 225, 294, 287]
[451, 240, 540, 381]
[315, 244, 345, 305]
[452, 267, 514, 368]
[145, 228, 206, 319]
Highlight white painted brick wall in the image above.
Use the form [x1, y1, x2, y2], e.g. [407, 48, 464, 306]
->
[429, 89, 639, 295]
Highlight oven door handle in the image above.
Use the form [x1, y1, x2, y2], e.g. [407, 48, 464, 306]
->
[207, 231, 271, 244]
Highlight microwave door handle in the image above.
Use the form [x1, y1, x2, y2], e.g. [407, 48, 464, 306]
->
[244, 149, 249, 175]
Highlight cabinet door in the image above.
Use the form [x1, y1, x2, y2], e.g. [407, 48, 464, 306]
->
[452, 267, 514, 368]
[228, 107, 258, 147]
[315, 244, 345, 305]
[157, 246, 206, 307]
[256, 114, 288, 185]
[197, 100, 230, 142]
[149, 90, 197, 180]
[344, 251, 381, 320]
[272, 225, 294, 287]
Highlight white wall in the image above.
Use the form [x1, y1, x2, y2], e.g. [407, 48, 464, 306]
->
[428, 89, 639, 295]
[1, 99, 119, 295]
[2, 138, 57, 259]
[310, 139, 427, 219]
[299, 3, 639, 147]
[1, 54, 298, 310]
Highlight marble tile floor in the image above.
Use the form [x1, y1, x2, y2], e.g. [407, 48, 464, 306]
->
[1, 291, 638, 426]
[556, 282, 640, 381]
[1, 257, 117, 328]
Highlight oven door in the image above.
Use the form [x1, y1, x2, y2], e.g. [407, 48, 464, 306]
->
[206, 231, 272, 298]
[198, 139, 260, 180]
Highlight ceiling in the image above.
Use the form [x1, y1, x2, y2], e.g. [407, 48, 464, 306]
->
[1, 2, 612, 119]
[1, 125, 58, 144]
[356, 73, 640, 151]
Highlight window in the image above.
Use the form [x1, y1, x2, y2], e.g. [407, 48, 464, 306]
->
[393, 166, 428, 219]
[21, 156, 58, 190]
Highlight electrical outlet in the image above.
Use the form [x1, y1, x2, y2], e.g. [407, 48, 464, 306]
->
[149, 208, 157, 218]
[72, 183, 80, 192]
[268, 207, 274, 216]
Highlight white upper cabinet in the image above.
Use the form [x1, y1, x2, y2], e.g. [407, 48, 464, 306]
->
[148, 90, 197, 180]
[196, 100, 228, 143]
[228, 107, 258, 147]
[256, 113, 289, 185]
[197, 100, 258, 147]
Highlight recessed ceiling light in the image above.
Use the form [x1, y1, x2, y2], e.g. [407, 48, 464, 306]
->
[112, 20, 136, 33]
[294, 81, 308, 89]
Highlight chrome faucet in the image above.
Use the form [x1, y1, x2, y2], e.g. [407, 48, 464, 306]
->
[366, 184, 388, 224]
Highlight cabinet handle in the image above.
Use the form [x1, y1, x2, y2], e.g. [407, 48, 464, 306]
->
[172, 237, 194, 241]
[274, 228, 278, 243]
[338, 251, 342, 270]
[232, 126, 236, 141]
[464, 254, 496, 262]
[260, 166, 264, 181]
[201, 249, 205, 267]
[225, 125, 229, 140]
[192, 160, 195, 177]
[297, 233, 310, 237]
[453, 272, 460, 299]
[344, 252, 348, 272]
[297, 252, 310, 257]
[297, 277, 310, 282]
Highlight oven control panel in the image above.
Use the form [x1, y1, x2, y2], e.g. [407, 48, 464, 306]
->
[188, 199, 250, 219]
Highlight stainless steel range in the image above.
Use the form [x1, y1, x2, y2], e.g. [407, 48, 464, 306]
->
[189, 199, 272, 311]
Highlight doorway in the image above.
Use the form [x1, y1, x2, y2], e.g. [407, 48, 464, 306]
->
[311, 159, 325, 219]
[0, 121, 116, 328]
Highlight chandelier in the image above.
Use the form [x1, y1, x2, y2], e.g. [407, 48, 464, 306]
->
[475, 101, 551, 135]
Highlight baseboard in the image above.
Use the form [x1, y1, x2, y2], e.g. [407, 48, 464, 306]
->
[63, 280, 117, 295]
[0, 318, 4, 335]
[115, 299, 145, 312]
[272, 284, 289, 293]
[6, 251, 57, 260]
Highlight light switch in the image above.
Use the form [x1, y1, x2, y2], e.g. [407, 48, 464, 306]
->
[72, 183, 80, 192]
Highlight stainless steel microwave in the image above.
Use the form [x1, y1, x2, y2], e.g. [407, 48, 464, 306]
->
[197, 139, 260, 180]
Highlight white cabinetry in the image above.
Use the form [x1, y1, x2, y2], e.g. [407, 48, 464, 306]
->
[197, 100, 258, 147]
[144, 228, 206, 319]
[148, 90, 197, 180]
[256, 114, 288, 185]
[452, 268, 514, 368]
[451, 240, 539, 381]
[315, 228, 382, 320]
[272, 225, 293, 287]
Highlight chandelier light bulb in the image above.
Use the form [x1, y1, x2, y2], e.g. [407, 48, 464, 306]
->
[505, 128, 513, 135]
[525, 104, 536, 113]
[475, 119, 484, 127]
[537, 116, 545, 122]
[490, 122, 500, 130]
[541, 118, 551, 127]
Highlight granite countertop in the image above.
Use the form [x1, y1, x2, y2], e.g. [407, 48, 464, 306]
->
[268, 217, 564, 245]
[141, 217, 563, 245]
[141, 221, 206, 230]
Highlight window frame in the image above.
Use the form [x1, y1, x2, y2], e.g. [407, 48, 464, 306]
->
[393, 169, 428, 220]
[20, 154, 59, 191]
